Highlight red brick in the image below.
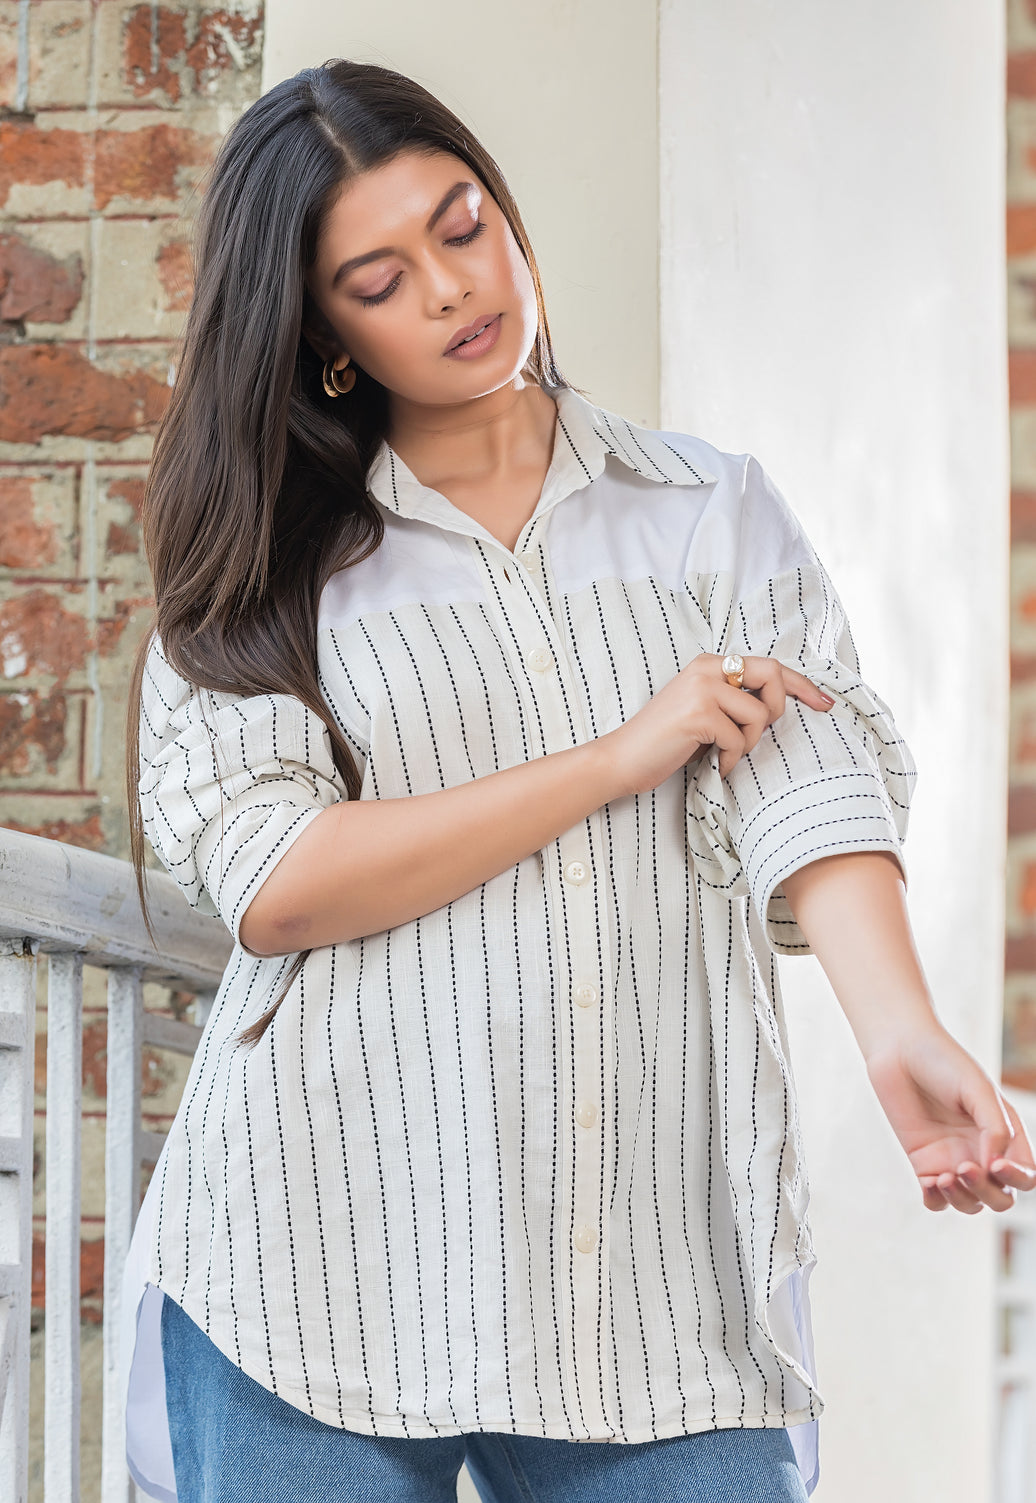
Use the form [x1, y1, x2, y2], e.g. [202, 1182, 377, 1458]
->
[0, 688, 66, 774]
[3, 811, 104, 849]
[31, 1231, 43, 1309]
[1010, 52, 1036, 98]
[81, 1235, 104, 1317]
[123, 4, 187, 103]
[186, 9, 262, 96]
[95, 594, 154, 656]
[31, 1231, 105, 1314]
[105, 520, 138, 556]
[105, 476, 145, 517]
[82, 1016, 108, 1099]
[1009, 787, 1036, 835]
[1011, 654, 1036, 683]
[1011, 348, 1036, 406]
[1015, 700, 1036, 767]
[0, 119, 86, 210]
[102, 473, 145, 556]
[1020, 858, 1036, 918]
[93, 123, 215, 211]
[0, 588, 87, 681]
[1007, 935, 1036, 971]
[1013, 489, 1036, 542]
[142, 1047, 170, 1098]
[156, 238, 192, 312]
[0, 344, 168, 443]
[0, 230, 84, 325]
[0, 474, 59, 568]
[1008, 205, 1036, 256]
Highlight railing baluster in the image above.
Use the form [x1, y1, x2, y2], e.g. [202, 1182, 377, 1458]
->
[101, 967, 143, 1503]
[0, 938, 39, 1503]
[45, 952, 84, 1503]
[0, 826, 231, 1497]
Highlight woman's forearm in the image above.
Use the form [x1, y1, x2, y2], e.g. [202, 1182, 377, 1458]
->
[239, 737, 624, 955]
[779, 850, 940, 1059]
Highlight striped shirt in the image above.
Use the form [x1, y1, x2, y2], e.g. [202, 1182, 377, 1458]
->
[123, 382, 916, 1500]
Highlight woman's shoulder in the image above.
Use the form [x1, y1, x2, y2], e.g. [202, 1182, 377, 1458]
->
[601, 402, 820, 582]
[577, 388, 759, 497]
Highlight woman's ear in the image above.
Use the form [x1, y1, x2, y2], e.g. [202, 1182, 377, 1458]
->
[301, 292, 342, 365]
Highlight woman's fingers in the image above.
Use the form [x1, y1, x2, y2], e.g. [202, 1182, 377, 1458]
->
[720, 655, 834, 724]
[715, 682, 770, 745]
[991, 1158, 1036, 1192]
[929, 1172, 985, 1214]
[957, 1162, 1019, 1211]
[682, 653, 835, 781]
[918, 1178, 949, 1212]
[777, 662, 836, 711]
[742, 658, 786, 726]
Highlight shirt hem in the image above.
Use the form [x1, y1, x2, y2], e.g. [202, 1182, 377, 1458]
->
[226, 1390, 824, 1442]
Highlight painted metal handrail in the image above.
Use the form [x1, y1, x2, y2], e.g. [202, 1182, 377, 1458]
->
[0, 828, 232, 1503]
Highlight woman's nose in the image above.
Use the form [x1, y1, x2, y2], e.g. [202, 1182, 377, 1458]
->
[423, 252, 472, 314]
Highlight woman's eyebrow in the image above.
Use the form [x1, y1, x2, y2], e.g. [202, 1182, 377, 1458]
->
[330, 181, 477, 287]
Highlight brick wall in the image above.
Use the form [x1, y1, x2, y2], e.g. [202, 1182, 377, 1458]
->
[0, 0, 264, 1384]
[1008, 0, 1036, 1091]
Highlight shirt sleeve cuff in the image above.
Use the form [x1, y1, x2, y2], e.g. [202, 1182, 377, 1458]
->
[736, 766, 909, 953]
[196, 800, 331, 954]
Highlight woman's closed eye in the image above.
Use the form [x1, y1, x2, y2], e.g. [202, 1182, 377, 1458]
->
[357, 220, 488, 307]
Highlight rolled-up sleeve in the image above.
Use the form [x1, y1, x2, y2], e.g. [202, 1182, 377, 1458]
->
[138, 636, 348, 950]
[686, 458, 917, 954]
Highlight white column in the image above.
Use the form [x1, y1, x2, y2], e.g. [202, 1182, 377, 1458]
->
[659, 4, 1008, 1500]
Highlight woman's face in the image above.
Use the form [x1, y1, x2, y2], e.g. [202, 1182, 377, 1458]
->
[306, 148, 540, 408]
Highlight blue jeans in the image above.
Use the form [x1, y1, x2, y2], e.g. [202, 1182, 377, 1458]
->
[161, 1296, 809, 1502]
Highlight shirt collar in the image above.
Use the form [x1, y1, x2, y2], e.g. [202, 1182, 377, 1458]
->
[364, 383, 717, 540]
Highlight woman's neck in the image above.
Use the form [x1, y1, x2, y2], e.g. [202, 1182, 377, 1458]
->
[385, 379, 558, 495]
[384, 378, 561, 554]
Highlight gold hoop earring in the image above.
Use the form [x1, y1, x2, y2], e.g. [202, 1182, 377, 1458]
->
[322, 357, 356, 397]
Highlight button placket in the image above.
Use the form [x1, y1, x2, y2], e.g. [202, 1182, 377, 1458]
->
[471, 527, 613, 1431]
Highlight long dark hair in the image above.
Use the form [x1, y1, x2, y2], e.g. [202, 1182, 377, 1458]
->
[126, 59, 567, 1046]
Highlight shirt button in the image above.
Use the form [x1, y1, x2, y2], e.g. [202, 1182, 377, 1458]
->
[575, 1100, 598, 1129]
[525, 646, 554, 673]
[564, 860, 590, 886]
[518, 551, 540, 571]
[574, 1225, 598, 1254]
[573, 982, 599, 1008]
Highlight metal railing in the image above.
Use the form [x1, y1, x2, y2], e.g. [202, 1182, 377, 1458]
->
[0, 827, 232, 1503]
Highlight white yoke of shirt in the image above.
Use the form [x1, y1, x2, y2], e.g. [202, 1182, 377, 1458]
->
[122, 383, 916, 1500]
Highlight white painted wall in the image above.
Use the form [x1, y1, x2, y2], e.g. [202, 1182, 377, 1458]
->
[660, 4, 1009, 1500]
[263, 5, 1009, 1500]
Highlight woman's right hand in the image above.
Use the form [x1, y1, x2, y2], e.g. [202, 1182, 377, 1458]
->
[599, 652, 836, 796]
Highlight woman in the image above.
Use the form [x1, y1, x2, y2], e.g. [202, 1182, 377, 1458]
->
[122, 57, 1035, 1503]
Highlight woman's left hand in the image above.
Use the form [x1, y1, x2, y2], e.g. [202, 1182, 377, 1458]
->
[864, 1024, 1036, 1213]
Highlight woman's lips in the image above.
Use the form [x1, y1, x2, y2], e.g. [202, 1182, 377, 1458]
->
[444, 314, 502, 358]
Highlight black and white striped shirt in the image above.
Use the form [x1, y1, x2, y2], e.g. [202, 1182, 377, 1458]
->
[125, 383, 915, 1498]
